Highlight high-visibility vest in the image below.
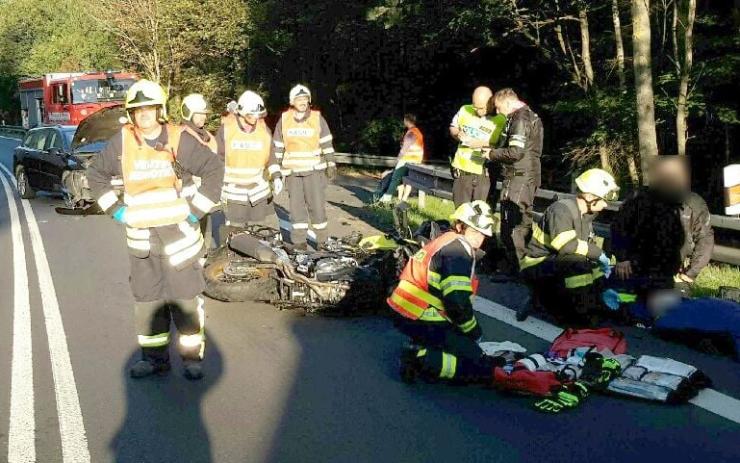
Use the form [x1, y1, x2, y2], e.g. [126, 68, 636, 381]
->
[399, 127, 424, 165]
[221, 114, 273, 205]
[451, 105, 498, 175]
[281, 109, 322, 173]
[388, 231, 479, 323]
[179, 125, 217, 198]
[121, 124, 191, 229]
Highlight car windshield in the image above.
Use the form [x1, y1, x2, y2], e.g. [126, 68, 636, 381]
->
[72, 78, 135, 104]
[62, 129, 76, 147]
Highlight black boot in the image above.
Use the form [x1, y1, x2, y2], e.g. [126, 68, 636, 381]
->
[183, 361, 204, 381]
[130, 359, 171, 378]
[399, 347, 423, 384]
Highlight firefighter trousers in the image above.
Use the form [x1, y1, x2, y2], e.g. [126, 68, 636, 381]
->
[452, 171, 490, 208]
[394, 315, 491, 384]
[500, 176, 536, 272]
[286, 171, 328, 246]
[129, 254, 206, 363]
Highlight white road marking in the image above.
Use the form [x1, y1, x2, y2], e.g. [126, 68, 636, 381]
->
[473, 296, 740, 425]
[1, 168, 35, 463]
[0, 134, 22, 141]
[0, 164, 91, 462]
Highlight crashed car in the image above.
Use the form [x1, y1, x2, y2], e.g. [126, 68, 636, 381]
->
[203, 206, 450, 315]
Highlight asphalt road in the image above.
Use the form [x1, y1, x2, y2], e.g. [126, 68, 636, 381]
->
[0, 135, 738, 463]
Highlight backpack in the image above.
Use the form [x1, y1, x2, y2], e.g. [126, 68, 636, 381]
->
[549, 328, 628, 358]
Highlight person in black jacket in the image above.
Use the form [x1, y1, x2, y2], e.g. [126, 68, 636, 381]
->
[485, 88, 544, 276]
[612, 155, 714, 295]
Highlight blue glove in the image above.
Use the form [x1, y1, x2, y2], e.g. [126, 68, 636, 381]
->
[598, 253, 612, 279]
[187, 213, 199, 224]
[602, 289, 621, 311]
[112, 206, 127, 224]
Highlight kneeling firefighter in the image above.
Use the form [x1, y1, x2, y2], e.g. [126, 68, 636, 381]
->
[87, 80, 224, 380]
[389, 200, 495, 384]
[217, 90, 282, 242]
[519, 168, 619, 323]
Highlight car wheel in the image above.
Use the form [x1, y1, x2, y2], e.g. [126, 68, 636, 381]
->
[15, 166, 36, 199]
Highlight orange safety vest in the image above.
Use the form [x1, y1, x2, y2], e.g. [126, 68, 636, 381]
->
[221, 115, 273, 204]
[399, 127, 424, 165]
[387, 231, 479, 322]
[121, 124, 191, 229]
[281, 109, 322, 172]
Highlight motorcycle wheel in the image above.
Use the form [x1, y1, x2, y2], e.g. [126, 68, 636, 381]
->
[203, 256, 278, 303]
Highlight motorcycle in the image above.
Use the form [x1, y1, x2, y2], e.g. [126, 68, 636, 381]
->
[202, 203, 450, 315]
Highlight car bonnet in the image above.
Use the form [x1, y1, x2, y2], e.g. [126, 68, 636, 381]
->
[71, 105, 128, 152]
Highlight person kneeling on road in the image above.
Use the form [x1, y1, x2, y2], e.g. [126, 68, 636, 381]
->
[87, 80, 224, 380]
[518, 168, 620, 324]
[389, 200, 497, 384]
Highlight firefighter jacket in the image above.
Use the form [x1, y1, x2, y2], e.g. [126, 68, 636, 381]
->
[179, 121, 217, 199]
[388, 231, 482, 339]
[611, 189, 714, 279]
[522, 198, 604, 269]
[450, 105, 505, 175]
[216, 114, 280, 205]
[398, 127, 424, 165]
[489, 105, 543, 187]
[272, 109, 335, 176]
[88, 123, 224, 268]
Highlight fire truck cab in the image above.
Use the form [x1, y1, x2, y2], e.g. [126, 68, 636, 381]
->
[19, 71, 137, 128]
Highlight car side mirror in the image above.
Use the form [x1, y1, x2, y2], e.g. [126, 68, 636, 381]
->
[47, 147, 63, 156]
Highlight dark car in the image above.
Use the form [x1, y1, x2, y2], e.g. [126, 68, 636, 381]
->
[12, 106, 126, 210]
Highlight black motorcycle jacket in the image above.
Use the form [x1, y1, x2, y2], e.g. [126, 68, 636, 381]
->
[489, 105, 544, 187]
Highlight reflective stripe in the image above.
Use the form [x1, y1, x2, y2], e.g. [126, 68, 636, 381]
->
[459, 317, 478, 334]
[440, 275, 473, 296]
[564, 273, 595, 289]
[520, 255, 547, 270]
[97, 190, 118, 211]
[191, 192, 216, 214]
[164, 222, 201, 255]
[273, 141, 285, 148]
[124, 189, 179, 206]
[169, 237, 204, 267]
[532, 223, 549, 245]
[126, 227, 150, 240]
[440, 353, 457, 379]
[125, 201, 191, 229]
[267, 164, 281, 175]
[428, 271, 442, 289]
[551, 230, 576, 250]
[314, 162, 328, 170]
[110, 177, 124, 187]
[180, 184, 199, 198]
[509, 134, 526, 148]
[126, 239, 151, 251]
[138, 333, 170, 348]
[312, 222, 328, 230]
[398, 280, 444, 309]
[575, 240, 589, 256]
[292, 222, 309, 229]
[179, 333, 204, 347]
[322, 147, 335, 154]
[319, 135, 333, 144]
[618, 292, 638, 303]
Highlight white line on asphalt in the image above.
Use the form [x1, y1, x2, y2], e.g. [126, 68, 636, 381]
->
[0, 135, 22, 141]
[1, 167, 35, 463]
[473, 296, 740, 425]
[0, 165, 91, 462]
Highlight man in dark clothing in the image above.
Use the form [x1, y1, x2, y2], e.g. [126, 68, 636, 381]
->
[485, 88, 544, 275]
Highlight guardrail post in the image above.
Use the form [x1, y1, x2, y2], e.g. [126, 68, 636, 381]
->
[418, 190, 426, 209]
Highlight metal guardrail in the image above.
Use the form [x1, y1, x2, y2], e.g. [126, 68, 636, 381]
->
[403, 163, 740, 266]
[0, 125, 27, 138]
[333, 153, 447, 168]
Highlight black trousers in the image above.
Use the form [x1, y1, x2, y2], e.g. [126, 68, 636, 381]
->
[286, 171, 328, 246]
[500, 176, 536, 272]
[452, 171, 490, 208]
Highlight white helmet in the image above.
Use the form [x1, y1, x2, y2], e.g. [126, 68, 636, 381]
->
[236, 91, 266, 117]
[575, 168, 620, 201]
[289, 84, 312, 104]
[181, 93, 211, 121]
[450, 200, 495, 237]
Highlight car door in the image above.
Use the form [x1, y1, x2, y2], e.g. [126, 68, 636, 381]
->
[22, 130, 48, 189]
[38, 128, 67, 191]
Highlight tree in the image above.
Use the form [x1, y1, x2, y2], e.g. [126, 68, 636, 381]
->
[675, 0, 697, 156]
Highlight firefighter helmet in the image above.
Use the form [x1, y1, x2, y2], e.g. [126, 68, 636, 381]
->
[450, 200, 494, 237]
[125, 79, 168, 120]
[289, 84, 311, 104]
[575, 168, 619, 201]
[181, 93, 211, 121]
[236, 91, 266, 117]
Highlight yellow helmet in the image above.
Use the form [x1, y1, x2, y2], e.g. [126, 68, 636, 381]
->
[575, 168, 620, 201]
[450, 200, 494, 237]
[181, 93, 211, 121]
[125, 79, 168, 119]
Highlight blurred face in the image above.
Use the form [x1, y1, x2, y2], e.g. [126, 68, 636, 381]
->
[403, 118, 414, 129]
[651, 157, 690, 199]
[580, 193, 608, 214]
[132, 106, 160, 133]
[293, 96, 310, 112]
[243, 114, 259, 125]
[495, 98, 514, 115]
[191, 113, 207, 128]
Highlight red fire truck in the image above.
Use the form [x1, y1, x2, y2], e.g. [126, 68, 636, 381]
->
[19, 71, 138, 128]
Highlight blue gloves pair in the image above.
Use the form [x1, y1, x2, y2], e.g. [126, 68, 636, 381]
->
[113, 206, 198, 224]
[601, 289, 621, 311]
[598, 253, 612, 279]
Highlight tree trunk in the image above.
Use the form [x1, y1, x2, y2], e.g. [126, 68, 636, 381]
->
[599, 145, 612, 172]
[632, 0, 660, 183]
[676, 0, 696, 156]
[579, 8, 594, 89]
[627, 154, 640, 185]
[671, 0, 681, 76]
[612, 0, 626, 89]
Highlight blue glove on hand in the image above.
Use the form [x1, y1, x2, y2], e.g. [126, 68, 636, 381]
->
[598, 253, 612, 279]
[601, 289, 621, 311]
[112, 206, 127, 224]
[187, 213, 199, 224]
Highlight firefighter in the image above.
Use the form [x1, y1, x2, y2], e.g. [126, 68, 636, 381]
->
[389, 200, 495, 384]
[273, 84, 337, 249]
[180, 93, 218, 247]
[216, 90, 282, 243]
[611, 155, 714, 296]
[518, 169, 619, 323]
[449, 86, 506, 207]
[87, 80, 224, 380]
[485, 87, 544, 276]
[378, 113, 425, 203]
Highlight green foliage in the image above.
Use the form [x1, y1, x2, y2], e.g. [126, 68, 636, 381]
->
[357, 117, 405, 155]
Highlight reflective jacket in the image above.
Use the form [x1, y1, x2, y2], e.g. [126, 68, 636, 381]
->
[490, 105, 543, 187]
[398, 127, 424, 165]
[220, 115, 278, 205]
[450, 105, 505, 175]
[180, 124, 217, 198]
[388, 231, 481, 336]
[273, 109, 335, 175]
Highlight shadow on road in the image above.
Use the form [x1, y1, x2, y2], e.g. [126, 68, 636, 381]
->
[110, 332, 224, 463]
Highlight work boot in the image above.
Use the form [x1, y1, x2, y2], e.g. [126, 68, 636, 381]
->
[130, 359, 171, 379]
[183, 361, 204, 381]
[399, 347, 423, 384]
